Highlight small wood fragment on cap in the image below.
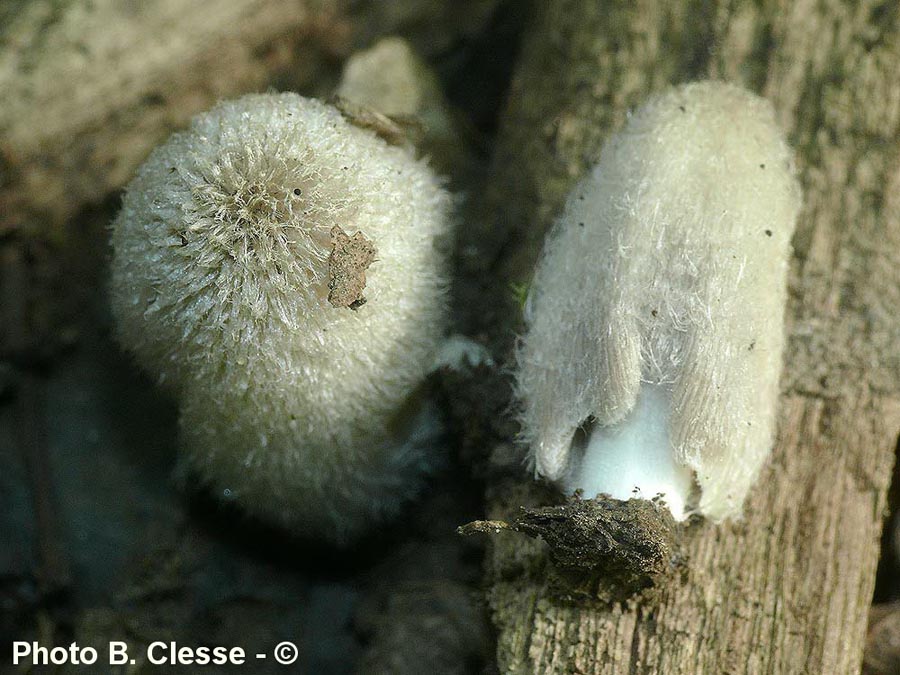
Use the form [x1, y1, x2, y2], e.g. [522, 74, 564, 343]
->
[327, 225, 376, 310]
[330, 95, 424, 148]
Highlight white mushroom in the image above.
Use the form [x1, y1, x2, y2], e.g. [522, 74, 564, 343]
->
[110, 93, 452, 543]
[517, 81, 801, 521]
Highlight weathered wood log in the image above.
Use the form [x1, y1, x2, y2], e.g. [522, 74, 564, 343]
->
[470, 1, 900, 672]
[0, 0, 498, 238]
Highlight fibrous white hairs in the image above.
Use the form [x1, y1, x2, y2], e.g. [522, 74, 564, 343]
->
[517, 81, 801, 521]
[110, 93, 452, 543]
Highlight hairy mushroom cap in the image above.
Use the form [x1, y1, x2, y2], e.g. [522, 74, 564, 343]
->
[517, 81, 801, 521]
[110, 93, 451, 542]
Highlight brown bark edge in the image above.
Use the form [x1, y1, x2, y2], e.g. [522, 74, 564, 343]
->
[471, 1, 900, 673]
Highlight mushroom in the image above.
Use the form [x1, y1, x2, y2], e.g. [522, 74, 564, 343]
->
[517, 81, 802, 520]
[110, 93, 452, 543]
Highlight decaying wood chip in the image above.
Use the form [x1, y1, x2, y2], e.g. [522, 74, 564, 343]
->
[330, 95, 424, 148]
[459, 496, 680, 597]
[327, 225, 376, 310]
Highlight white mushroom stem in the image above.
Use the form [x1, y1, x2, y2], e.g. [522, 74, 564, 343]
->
[564, 383, 695, 520]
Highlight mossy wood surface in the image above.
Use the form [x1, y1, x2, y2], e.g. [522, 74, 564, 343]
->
[476, 1, 900, 672]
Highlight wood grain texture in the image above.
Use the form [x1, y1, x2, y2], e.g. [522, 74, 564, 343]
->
[0, 0, 499, 238]
[473, 1, 900, 672]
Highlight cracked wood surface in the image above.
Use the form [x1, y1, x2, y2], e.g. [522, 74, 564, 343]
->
[474, 1, 900, 672]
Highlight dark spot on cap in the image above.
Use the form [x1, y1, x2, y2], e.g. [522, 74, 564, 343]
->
[748, 340, 756, 351]
[765, 229, 772, 237]
[293, 188, 302, 196]
[760, 163, 766, 169]
[651, 309, 658, 317]
[578, 195, 585, 201]
[578, 222, 585, 228]
[679, 105, 686, 112]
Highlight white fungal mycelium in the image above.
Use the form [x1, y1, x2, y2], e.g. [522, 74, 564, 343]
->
[110, 92, 451, 543]
[517, 81, 801, 521]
